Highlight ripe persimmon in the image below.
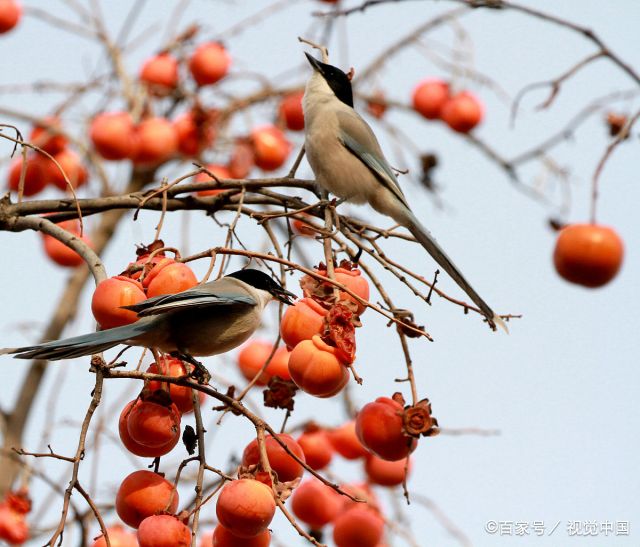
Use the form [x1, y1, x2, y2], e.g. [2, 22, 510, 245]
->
[137, 515, 191, 547]
[211, 524, 271, 546]
[89, 112, 137, 161]
[291, 479, 342, 529]
[215, 479, 275, 539]
[440, 91, 483, 133]
[288, 335, 349, 398]
[279, 92, 305, 131]
[280, 298, 327, 350]
[553, 223, 624, 287]
[140, 53, 179, 96]
[91, 276, 146, 329]
[91, 525, 138, 547]
[412, 79, 449, 120]
[126, 400, 181, 448]
[356, 396, 416, 461]
[115, 470, 178, 528]
[242, 433, 305, 483]
[332, 506, 385, 547]
[297, 428, 333, 470]
[189, 42, 231, 86]
[251, 126, 291, 171]
[365, 454, 412, 487]
[328, 421, 369, 460]
[118, 400, 179, 457]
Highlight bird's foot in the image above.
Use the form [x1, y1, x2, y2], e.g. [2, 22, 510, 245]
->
[171, 352, 211, 384]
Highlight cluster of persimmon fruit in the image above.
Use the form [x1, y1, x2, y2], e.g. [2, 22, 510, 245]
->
[68, 242, 430, 546]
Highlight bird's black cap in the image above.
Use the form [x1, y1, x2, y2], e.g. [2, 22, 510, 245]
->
[227, 269, 296, 305]
[305, 52, 354, 108]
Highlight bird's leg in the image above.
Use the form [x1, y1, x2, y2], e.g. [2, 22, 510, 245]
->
[171, 351, 211, 384]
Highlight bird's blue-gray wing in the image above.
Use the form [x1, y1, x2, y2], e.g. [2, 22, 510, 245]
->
[336, 111, 409, 208]
[123, 285, 256, 317]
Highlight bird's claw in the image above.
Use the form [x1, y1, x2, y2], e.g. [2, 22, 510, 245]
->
[171, 352, 211, 384]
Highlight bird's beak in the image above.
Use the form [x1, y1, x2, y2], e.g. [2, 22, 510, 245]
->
[305, 52, 323, 74]
[273, 286, 297, 305]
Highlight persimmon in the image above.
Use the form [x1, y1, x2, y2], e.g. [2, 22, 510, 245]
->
[366, 91, 387, 119]
[280, 298, 327, 350]
[288, 335, 349, 398]
[7, 156, 48, 196]
[115, 470, 178, 528]
[296, 428, 333, 470]
[291, 479, 342, 529]
[328, 421, 368, 460]
[195, 164, 231, 197]
[189, 42, 231, 86]
[279, 92, 305, 131]
[440, 91, 483, 133]
[137, 515, 191, 547]
[227, 141, 254, 178]
[339, 482, 379, 510]
[291, 212, 319, 237]
[132, 117, 178, 166]
[126, 253, 168, 284]
[332, 506, 385, 547]
[215, 479, 275, 539]
[48, 149, 88, 191]
[365, 454, 411, 486]
[30, 116, 67, 155]
[553, 223, 624, 287]
[147, 357, 205, 414]
[127, 400, 181, 448]
[140, 53, 179, 96]
[237, 340, 291, 385]
[89, 112, 137, 161]
[211, 525, 271, 546]
[91, 276, 146, 329]
[0, 503, 28, 545]
[0, 0, 21, 34]
[139, 257, 175, 287]
[356, 396, 416, 461]
[145, 262, 198, 298]
[242, 433, 305, 483]
[306, 265, 370, 316]
[91, 525, 138, 547]
[119, 401, 179, 457]
[251, 126, 290, 171]
[42, 220, 92, 268]
[174, 110, 217, 157]
[412, 79, 449, 120]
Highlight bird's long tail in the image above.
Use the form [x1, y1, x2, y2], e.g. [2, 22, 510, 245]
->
[404, 213, 505, 331]
[0, 320, 154, 361]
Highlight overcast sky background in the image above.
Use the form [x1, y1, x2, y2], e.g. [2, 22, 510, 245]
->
[1, 1, 639, 546]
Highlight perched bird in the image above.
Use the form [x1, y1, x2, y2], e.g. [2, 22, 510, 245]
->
[302, 52, 502, 329]
[1, 269, 295, 377]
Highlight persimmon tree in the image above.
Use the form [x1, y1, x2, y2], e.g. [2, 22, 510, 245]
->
[0, 1, 636, 546]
